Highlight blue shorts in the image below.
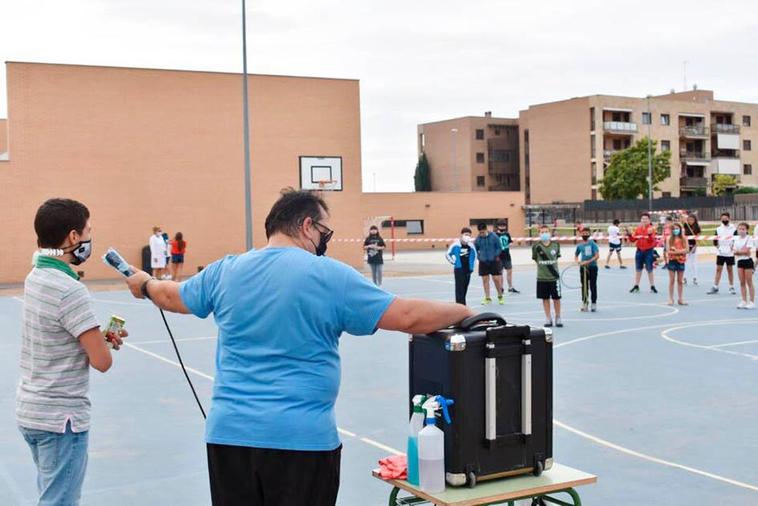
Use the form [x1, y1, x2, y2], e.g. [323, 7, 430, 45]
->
[171, 254, 185, 264]
[635, 249, 654, 272]
[667, 261, 685, 272]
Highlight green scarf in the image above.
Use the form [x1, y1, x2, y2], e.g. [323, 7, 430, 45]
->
[34, 254, 79, 281]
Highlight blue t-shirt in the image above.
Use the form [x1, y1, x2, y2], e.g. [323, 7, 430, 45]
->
[179, 247, 395, 451]
[574, 240, 599, 267]
[475, 232, 502, 262]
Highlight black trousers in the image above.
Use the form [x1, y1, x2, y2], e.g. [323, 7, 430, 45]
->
[454, 268, 472, 305]
[206, 443, 341, 506]
[580, 265, 598, 304]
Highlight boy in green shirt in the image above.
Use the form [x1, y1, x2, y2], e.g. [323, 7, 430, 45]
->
[532, 225, 562, 327]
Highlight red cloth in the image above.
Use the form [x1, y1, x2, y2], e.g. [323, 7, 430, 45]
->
[631, 225, 656, 251]
[378, 454, 408, 480]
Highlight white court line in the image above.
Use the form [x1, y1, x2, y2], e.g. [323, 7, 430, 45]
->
[711, 339, 758, 348]
[123, 342, 214, 381]
[661, 323, 758, 361]
[130, 335, 217, 345]
[554, 420, 758, 492]
[123, 342, 403, 455]
[12, 296, 23, 303]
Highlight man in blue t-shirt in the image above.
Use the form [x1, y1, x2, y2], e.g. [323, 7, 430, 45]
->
[574, 229, 600, 312]
[125, 190, 473, 505]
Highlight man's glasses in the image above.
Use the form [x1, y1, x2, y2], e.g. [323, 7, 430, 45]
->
[313, 222, 334, 243]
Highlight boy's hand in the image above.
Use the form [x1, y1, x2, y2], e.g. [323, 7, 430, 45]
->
[105, 328, 128, 350]
[126, 268, 152, 299]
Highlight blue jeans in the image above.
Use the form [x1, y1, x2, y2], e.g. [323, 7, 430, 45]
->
[19, 421, 89, 506]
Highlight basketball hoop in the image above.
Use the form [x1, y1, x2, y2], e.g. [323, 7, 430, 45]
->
[315, 179, 338, 192]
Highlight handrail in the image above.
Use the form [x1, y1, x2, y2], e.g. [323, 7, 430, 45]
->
[603, 121, 638, 133]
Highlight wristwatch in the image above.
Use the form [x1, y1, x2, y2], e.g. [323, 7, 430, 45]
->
[140, 277, 156, 300]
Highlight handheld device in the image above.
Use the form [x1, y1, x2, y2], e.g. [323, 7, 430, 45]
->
[102, 248, 135, 277]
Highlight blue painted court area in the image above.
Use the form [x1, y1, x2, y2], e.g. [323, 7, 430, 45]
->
[1, 258, 757, 505]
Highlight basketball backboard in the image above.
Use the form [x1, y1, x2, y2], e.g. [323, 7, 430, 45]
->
[300, 156, 343, 191]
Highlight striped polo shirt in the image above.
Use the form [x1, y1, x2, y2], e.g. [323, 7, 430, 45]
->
[16, 259, 100, 433]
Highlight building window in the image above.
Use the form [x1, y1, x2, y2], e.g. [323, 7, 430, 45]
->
[492, 150, 511, 162]
[475, 129, 484, 140]
[590, 107, 595, 131]
[476, 152, 485, 163]
[591, 189, 598, 200]
[382, 220, 425, 234]
[660, 114, 670, 126]
[469, 218, 508, 227]
[419, 133, 425, 149]
[744, 139, 752, 151]
[590, 135, 596, 158]
[661, 140, 671, 152]
[476, 176, 485, 187]
[744, 115, 752, 127]
[642, 112, 652, 125]
[745, 164, 753, 175]
[662, 192, 672, 198]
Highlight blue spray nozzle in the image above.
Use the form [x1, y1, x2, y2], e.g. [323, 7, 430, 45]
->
[437, 395, 454, 425]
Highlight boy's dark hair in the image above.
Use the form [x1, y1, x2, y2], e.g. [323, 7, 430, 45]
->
[496, 221, 507, 228]
[34, 198, 90, 248]
[539, 224, 550, 231]
[461, 227, 472, 234]
[477, 222, 488, 231]
[369, 225, 379, 231]
[721, 212, 730, 218]
[265, 189, 329, 239]
[640, 212, 650, 219]
[613, 219, 620, 225]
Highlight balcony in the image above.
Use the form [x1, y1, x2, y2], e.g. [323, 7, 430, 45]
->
[680, 176, 708, 189]
[712, 149, 740, 159]
[603, 149, 620, 160]
[603, 121, 638, 134]
[713, 123, 740, 134]
[679, 125, 709, 138]
[679, 150, 710, 164]
[488, 160, 518, 177]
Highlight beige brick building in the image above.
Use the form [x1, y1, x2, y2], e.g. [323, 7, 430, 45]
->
[0, 62, 524, 284]
[417, 114, 519, 192]
[421, 90, 758, 204]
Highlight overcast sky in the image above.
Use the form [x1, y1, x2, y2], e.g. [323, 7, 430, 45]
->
[1, 0, 757, 191]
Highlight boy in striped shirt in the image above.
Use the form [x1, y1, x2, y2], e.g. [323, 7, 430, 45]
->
[17, 198, 126, 505]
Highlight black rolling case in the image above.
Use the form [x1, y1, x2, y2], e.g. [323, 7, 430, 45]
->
[409, 313, 553, 487]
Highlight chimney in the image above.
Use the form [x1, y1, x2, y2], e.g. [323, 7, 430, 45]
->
[484, 111, 492, 118]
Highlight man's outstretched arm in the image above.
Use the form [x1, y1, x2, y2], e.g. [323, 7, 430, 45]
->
[125, 269, 191, 314]
[377, 298, 475, 335]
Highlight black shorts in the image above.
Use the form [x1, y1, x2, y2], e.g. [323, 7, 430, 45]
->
[536, 280, 561, 300]
[737, 258, 755, 270]
[716, 255, 735, 266]
[207, 443, 341, 506]
[609, 242, 622, 252]
[479, 259, 503, 276]
[499, 251, 513, 270]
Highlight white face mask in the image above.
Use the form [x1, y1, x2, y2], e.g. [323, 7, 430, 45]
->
[462, 234, 472, 243]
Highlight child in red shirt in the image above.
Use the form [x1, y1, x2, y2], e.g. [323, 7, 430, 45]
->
[629, 213, 658, 293]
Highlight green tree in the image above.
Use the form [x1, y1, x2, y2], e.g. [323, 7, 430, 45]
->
[414, 153, 432, 191]
[712, 174, 738, 196]
[599, 137, 671, 200]
[735, 186, 758, 194]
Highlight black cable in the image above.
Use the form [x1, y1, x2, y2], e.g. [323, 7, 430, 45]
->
[159, 308, 207, 419]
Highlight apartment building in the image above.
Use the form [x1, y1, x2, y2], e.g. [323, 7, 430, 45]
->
[519, 89, 758, 203]
[417, 113, 520, 192]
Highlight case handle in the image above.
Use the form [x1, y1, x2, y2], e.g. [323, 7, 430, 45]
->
[459, 312, 506, 330]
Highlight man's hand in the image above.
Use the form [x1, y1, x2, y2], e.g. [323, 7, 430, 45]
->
[126, 267, 152, 299]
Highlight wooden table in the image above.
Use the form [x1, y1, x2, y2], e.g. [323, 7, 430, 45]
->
[372, 463, 597, 506]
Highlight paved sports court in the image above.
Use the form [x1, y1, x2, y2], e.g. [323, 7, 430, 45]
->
[1, 256, 756, 505]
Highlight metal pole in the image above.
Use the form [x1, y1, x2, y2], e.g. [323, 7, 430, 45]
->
[646, 95, 653, 212]
[451, 128, 458, 191]
[242, 0, 253, 250]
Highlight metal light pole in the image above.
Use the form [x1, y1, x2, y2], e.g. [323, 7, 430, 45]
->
[241, 0, 253, 250]
[451, 128, 458, 191]
[646, 95, 653, 211]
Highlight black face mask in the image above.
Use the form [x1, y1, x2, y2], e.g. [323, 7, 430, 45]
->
[581, 236, 590, 242]
[310, 223, 333, 257]
[722, 220, 730, 225]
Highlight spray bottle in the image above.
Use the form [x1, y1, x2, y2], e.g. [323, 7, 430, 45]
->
[418, 395, 454, 493]
[406, 395, 427, 486]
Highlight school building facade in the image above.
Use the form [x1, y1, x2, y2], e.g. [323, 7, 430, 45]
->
[0, 62, 524, 284]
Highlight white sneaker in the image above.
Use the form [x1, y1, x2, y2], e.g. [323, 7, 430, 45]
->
[729, 286, 737, 295]
[747, 302, 756, 310]
[737, 300, 747, 309]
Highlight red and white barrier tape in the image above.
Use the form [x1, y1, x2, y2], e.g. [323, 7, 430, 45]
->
[336, 234, 743, 244]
